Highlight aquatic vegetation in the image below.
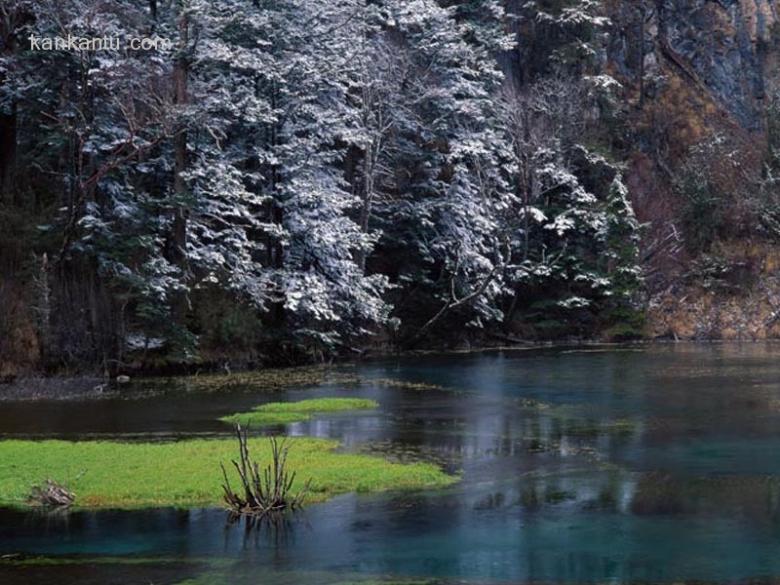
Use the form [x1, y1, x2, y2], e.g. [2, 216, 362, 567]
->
[256, 398, 378, 413]
[219, 398, 378, 426]
[608, 419, 639, 436]
[0, 437, 456, 509]
[516, 397, 552, 410]
[220, 411, 307, 426]
[364, 378, 447, 392]
[544, 489, 576, 504]
[1, 557, 444, 584]
[0, 556, 208, 585]
[0, 556, 210, 567]
[526, 438, 552, 453]
[519, 486, 579, 509]
[554, 417, 639, 439]
[357, 440, 455, 469]
[172, 571, 441, 585]
[330, 577, 440, 585]
[157, 366, 361, 394]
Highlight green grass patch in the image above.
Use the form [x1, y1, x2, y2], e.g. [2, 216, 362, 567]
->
[220, 411, 310, 426]
[256, 398, 378, 413]
[219, 397, 378, 426]
[0, 436, 455, 510]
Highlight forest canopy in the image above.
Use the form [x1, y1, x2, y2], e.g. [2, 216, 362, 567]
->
[0, 0, 642, 373]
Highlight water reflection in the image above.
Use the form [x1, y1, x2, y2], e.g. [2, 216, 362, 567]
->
[5, 344, 780, 582]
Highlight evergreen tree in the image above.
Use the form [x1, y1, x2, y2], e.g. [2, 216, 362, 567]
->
[0, 0, 645, 368]
[604, 175, 642, 301]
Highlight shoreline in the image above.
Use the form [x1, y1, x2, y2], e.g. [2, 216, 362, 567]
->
[3, 338, 778, 402]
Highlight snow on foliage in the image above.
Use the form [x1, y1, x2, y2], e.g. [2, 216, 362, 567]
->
[4, 0, 643, 359]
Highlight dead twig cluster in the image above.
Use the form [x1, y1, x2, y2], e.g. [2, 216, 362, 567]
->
[220, 424, 310, 518]
[27, 479, 75, 508]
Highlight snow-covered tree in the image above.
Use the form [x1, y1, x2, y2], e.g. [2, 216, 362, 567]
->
[184, 0, 275, 310]
[1, 0, 646, 368]
[513, 0, 610, 77]
[496, 70, 639, 336]
[237, 0, 394, 355]
[604, 175, 642, 301]
[11, 0, 191, 360]
[353, 0, 516, 342]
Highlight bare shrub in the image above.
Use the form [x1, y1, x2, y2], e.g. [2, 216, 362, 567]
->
[220, 424, 310, 518]
[28, 479, 75, 508]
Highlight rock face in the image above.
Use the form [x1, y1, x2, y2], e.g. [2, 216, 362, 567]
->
[606, 1, 780, 340]
[647, 244, 780, 340]
[662, 0, 769, 128]
[610, 0, 778, 129]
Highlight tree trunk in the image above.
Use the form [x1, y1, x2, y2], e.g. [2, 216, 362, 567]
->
[173, 13, 189, 264]
[0, 103, 16, 205]
[356, 158, 374, 271]
[0, 11, 17, 206]
[169, 8, 191, 331]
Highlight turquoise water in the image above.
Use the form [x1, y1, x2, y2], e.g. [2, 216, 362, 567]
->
[4, 344, 780, 583]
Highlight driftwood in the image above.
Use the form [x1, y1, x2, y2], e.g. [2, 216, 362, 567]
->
[220, 424, 310, 518]
[28, 479, 75, 508]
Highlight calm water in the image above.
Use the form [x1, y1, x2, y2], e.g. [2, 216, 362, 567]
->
[3, 344, 780, 584]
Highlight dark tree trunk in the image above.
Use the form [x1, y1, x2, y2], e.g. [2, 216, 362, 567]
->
[0, 104, 16, 205]
[172, 11, 189, 272]
[0, 8, 18, 206]
[168, 8, 191, 334]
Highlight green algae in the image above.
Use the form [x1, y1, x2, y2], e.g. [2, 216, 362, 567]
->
[219, 397, 378, 426]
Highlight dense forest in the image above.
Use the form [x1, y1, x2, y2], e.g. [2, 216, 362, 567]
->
[3, 0, 779, 375]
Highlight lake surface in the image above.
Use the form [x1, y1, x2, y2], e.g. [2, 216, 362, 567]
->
[3, 344, 780, 584]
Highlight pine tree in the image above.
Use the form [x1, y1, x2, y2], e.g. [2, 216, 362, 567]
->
[604, 175, 642, 300]
[363, 0, 516, 341]
[249, 0, 393, 354]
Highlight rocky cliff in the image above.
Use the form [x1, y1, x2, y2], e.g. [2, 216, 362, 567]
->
[610, 0, 776, 128]
[603, 1, 780, 340]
